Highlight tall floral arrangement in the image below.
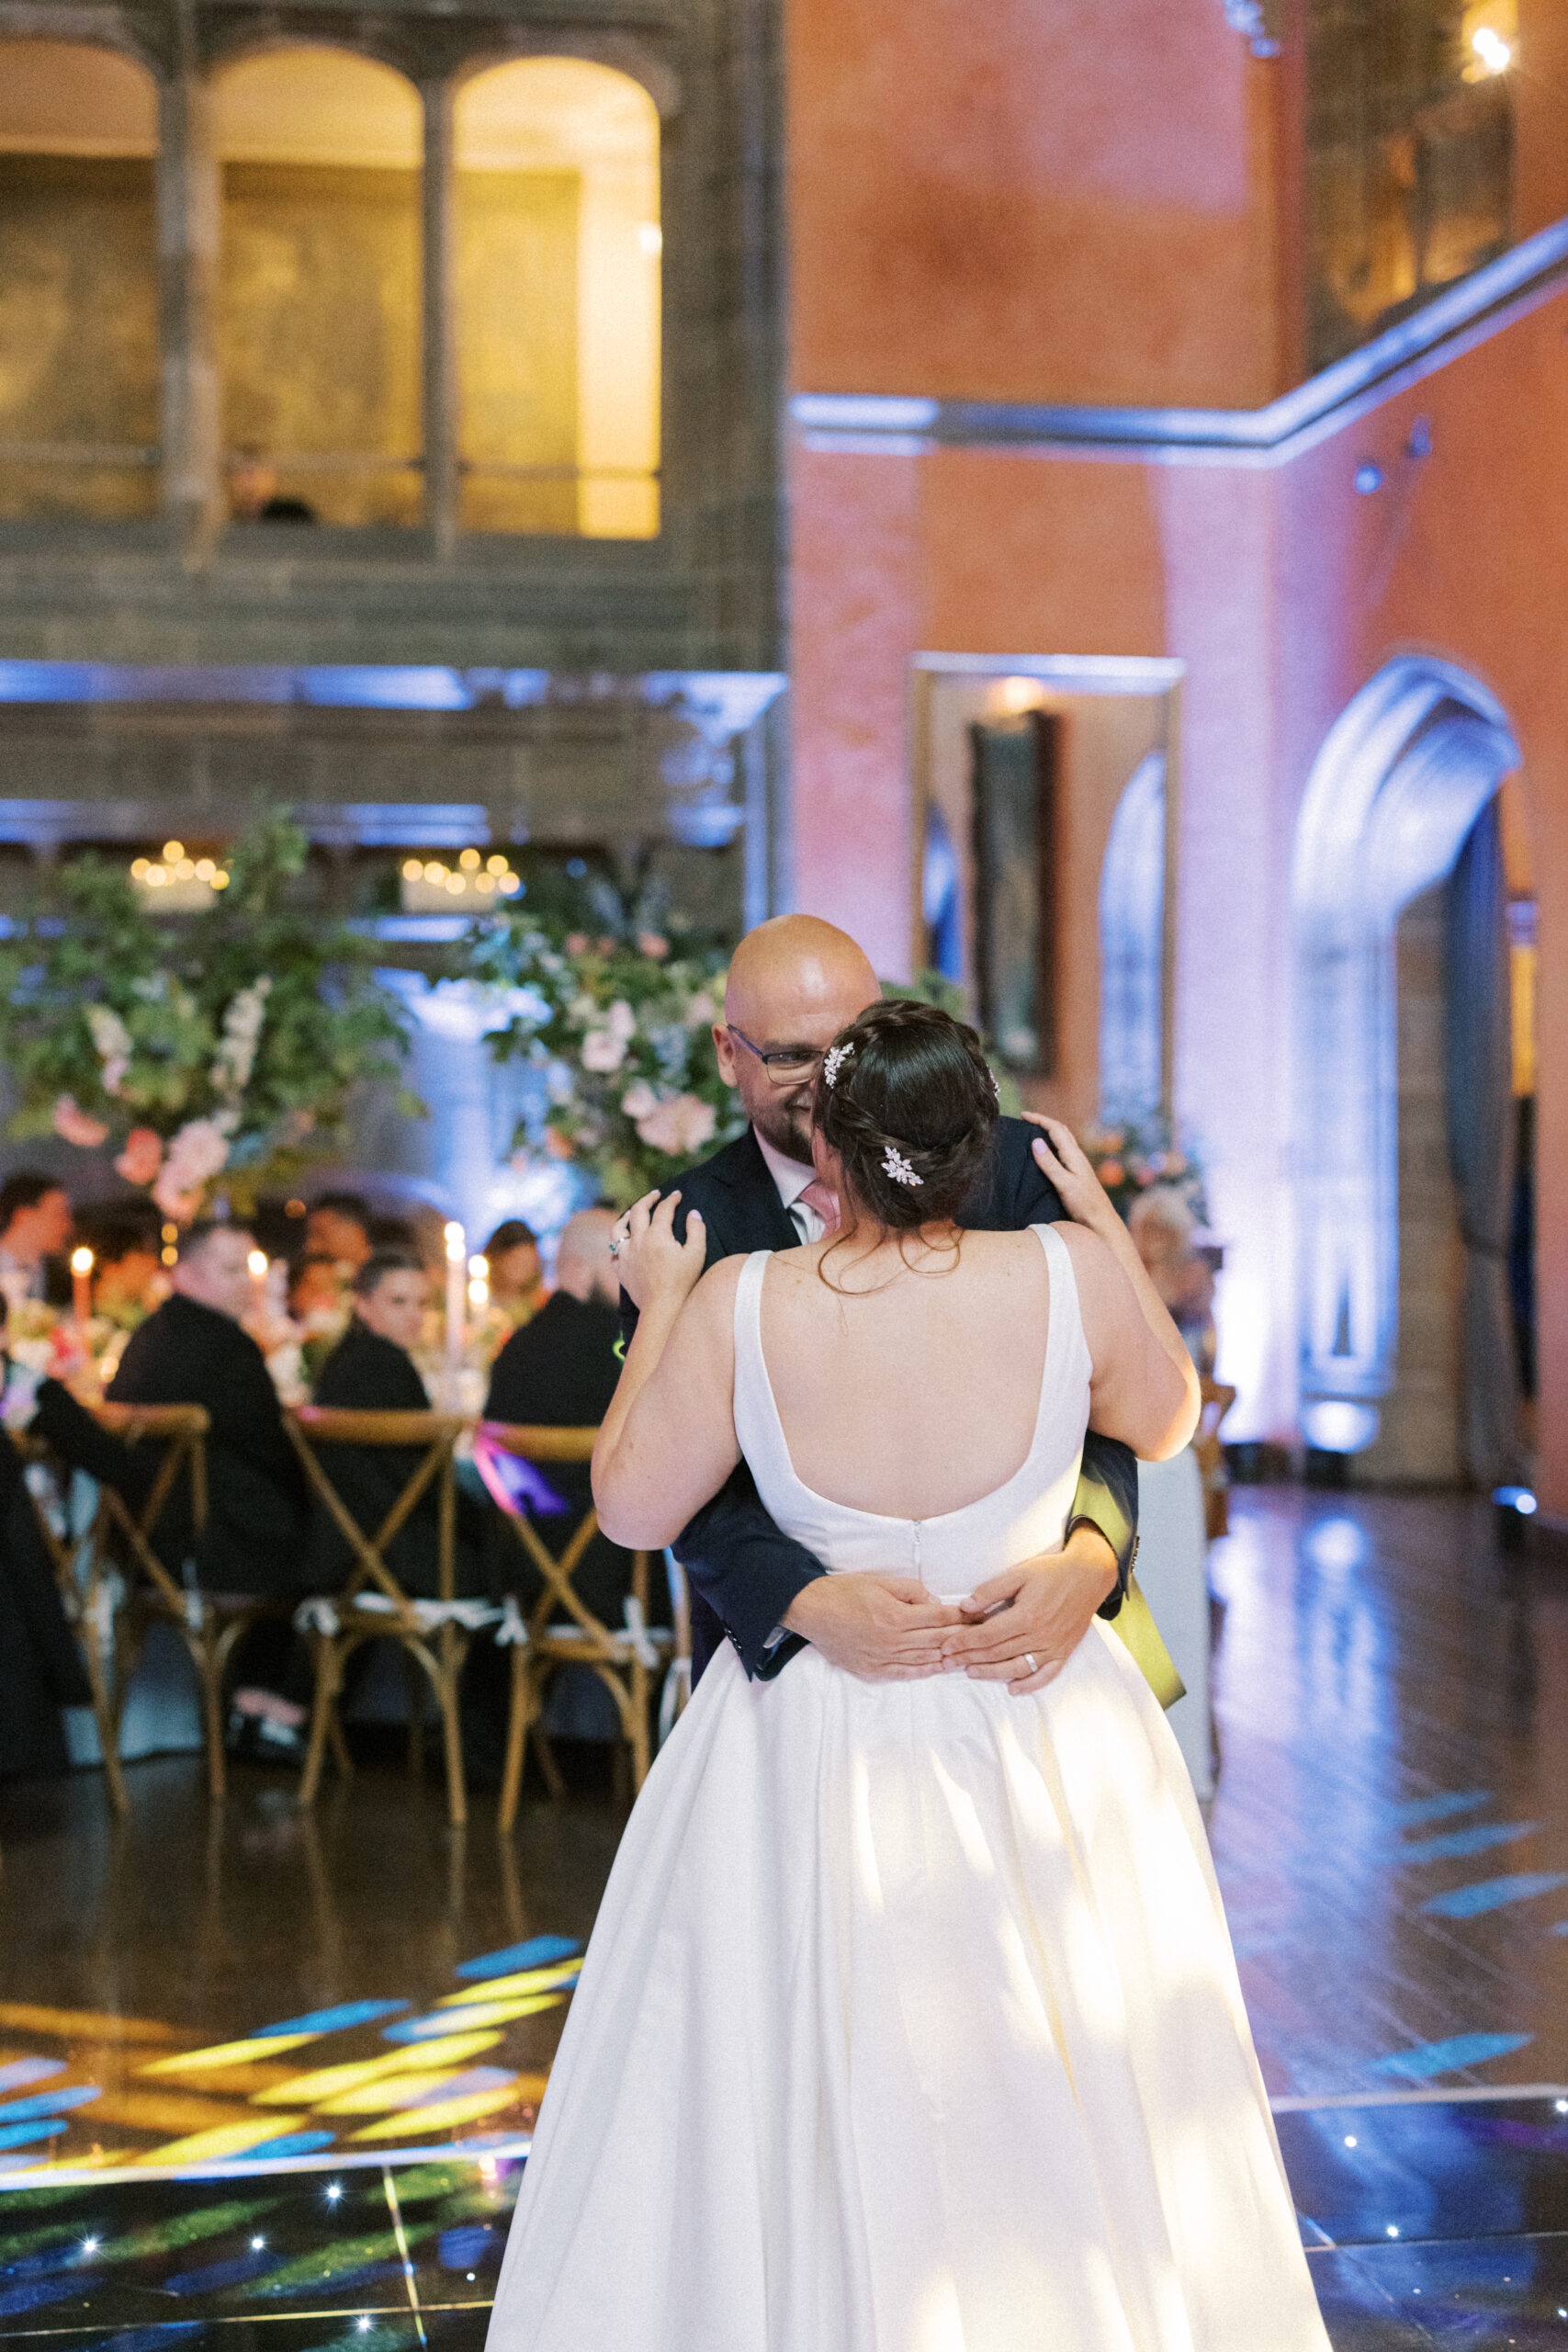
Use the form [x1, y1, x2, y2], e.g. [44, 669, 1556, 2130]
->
[472, 887, 743, 1209]
[1078, 1112, 1208, 1229]
[0, 817, 417, 1218]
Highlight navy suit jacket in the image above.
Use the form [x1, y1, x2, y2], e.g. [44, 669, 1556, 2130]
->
[626, 1118, 1140, 1683]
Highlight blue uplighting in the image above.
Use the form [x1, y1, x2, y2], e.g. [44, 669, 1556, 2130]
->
[1399, 1820, 1536, 1864]
[254, 2000, 409, 2038]
[0, 2118, 69, 2152]
[1389, 1790, 1492, 1827]
[455, 1937, 582, 1982]
[0, 2060, 66, 2094]
[235, 2130, 338, 2160]
[0, 2086, 99, 2124]
[1420, 1872, 1568, 1918]
[1370, 2032, 1533, 2078]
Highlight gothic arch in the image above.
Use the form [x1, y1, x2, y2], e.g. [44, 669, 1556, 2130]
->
[1291, 656, 1518, 1447]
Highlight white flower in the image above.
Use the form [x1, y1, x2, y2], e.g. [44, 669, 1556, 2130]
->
[152, 1116, 231, 1216]
[211, 978, 271, 1100]
[581, 1027, 628, 1074]
[620, 1080, 660, 1121]
[634, 1092, 717, 1157]
[605, 1000, 637, 1043]
[683, 990, 716, 1030]
[86, 1003, 131, 1058]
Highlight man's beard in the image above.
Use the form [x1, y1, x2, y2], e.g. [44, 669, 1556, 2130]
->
[751, 1091, 814, 1165]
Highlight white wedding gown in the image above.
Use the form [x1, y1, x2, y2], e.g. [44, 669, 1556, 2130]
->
[488, 1226, 1330, 2352]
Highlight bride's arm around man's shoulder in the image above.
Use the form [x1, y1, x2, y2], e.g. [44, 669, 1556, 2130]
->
[1025, 1118, 1201, 1464]
[591, 1191, 746, 1551]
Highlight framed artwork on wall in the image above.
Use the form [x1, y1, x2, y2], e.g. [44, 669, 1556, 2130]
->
[968, 707, 1059, 1075]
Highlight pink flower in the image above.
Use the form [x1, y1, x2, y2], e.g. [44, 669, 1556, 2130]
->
[115, 1127, 164, 1186]
[52, 1094, 109, 1148]
[637, 932, 670, 960]
[565, 933, 589, 955]
[581, 1028, 628, 1074]
[634, 1092, 717, 1158]
[151, 1117, 231, 1217]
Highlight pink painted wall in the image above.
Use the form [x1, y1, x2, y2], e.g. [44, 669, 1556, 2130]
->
[784, 0, 1568, 1487]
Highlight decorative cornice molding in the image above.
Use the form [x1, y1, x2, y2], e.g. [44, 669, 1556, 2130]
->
[793, 216, 1568, 469]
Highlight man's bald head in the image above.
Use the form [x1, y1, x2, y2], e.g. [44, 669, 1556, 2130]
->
[724, 916, 879, 1035]
[716, 916, 881, 1163]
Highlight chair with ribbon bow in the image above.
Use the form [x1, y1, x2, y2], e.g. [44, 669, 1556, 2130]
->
[79, 1401, 274, 1804]
[285, 1407, 482, 1827]
[473, 1420, 676, 1831]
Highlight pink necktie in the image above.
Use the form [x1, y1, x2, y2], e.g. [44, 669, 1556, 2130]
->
[796, 1179, 840, 1238]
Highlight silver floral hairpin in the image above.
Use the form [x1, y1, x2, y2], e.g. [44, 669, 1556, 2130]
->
[881, 1142, 923, 1188]
[823, 1043, 853, 1088]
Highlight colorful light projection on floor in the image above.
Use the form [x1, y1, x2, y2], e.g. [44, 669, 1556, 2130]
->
[0, 1939, 580, 2177]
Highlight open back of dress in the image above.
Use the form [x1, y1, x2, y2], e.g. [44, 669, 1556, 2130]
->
[488, 1226, 1331, 2352]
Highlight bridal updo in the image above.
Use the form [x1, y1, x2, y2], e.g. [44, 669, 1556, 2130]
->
[814, 998, 998, 1233]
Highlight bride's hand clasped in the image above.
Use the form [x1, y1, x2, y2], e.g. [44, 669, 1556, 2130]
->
[614, 1189, 707, 1316]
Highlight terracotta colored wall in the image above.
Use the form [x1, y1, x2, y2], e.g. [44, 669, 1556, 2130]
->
[789, 285, 1568, 1483]
[786, 0, 1282, 409]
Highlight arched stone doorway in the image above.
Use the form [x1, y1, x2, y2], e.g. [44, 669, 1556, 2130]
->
[1292, 655, 1522, 1474]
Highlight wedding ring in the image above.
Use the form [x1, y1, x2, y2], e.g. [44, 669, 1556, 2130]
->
[1023, 1652, 1038, 1676]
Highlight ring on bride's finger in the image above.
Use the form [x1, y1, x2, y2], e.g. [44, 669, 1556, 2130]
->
[1023, 1652, 1038, 1676]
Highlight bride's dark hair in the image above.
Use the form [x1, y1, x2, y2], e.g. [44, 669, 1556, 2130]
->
[814, 998, 998, 1235]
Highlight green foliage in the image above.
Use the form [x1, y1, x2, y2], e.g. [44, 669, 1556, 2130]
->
[0, 815, 416, 1215]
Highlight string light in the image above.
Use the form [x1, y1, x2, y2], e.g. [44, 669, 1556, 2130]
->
[1471, 23, 1511, 71]
[401, 854, 522, 907]
[130, 847, 229, 895]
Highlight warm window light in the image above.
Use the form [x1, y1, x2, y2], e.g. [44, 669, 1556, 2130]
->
[400, 851, 523, 911]
[637, 221, 662, 255]
[1471, 23, 1511, 69]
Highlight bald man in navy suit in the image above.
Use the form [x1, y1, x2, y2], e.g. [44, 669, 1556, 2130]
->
[624, 916, 1139, 1693]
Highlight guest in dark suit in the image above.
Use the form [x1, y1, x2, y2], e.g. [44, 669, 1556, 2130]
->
[621, 915, 1140, 1689]
[310, 1249, 480, 1597]
[485, 1208, 637, 1628]
[0, 1171, 73, 1314]
[107, 1220, 309, 1596]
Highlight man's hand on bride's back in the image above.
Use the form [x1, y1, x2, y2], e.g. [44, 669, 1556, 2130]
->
[614, 1189, 707, 1316]
[782, 1575, 964, 1680]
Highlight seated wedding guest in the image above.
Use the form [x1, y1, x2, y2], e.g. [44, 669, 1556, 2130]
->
[1128, 1185, 1216, 1376]
[0, 1173, 73, 1312]
[289, 1250, 346, 1323]
[305, 1192, 374, 1272]
[484, 1218, 546, 1326]
[83, 1218, 164, 1327]
[0, 1413, 93, 1783]
[107, 1220, 312, 1757]
[310, 1250, 483, 1596]
[484, 1209, 638, 1628]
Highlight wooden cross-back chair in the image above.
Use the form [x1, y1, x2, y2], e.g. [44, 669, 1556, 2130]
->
[1194, 1378, 1238, 1541]
[475, 1420, 682, 1833]
[285, 1407, 475, 1827]
[14, 1430, 128, 1815]
[82, 1402, 275, 1805]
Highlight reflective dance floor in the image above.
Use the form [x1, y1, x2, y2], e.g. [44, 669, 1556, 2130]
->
[3, 1486, 1568, 2345]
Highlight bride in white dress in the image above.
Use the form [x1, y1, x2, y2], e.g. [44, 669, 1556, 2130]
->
[488, 1001, 1331, 2352]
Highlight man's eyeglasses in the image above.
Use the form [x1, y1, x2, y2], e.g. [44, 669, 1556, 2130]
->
[726, 1026, 823, 1086]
